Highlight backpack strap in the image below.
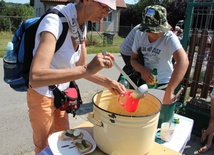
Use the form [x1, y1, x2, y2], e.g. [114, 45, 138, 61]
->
[22, 9, 68, 87]
[30, 9, 68, 52]
[47, 9, 69, 52]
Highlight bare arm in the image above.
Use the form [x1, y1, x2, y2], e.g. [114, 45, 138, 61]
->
[78, 40, 126, 95]
[29, 32, 126, 95]
[163, 48, 189, 104]
[130, 52, 153, 83]
[29, 32, 114, 87]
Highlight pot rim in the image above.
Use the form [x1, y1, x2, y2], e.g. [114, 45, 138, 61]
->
[92, 90, 162, 118]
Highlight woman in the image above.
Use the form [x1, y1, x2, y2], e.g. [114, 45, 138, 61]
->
[27, 0, 126, 154]
[131, 5, 189, 104]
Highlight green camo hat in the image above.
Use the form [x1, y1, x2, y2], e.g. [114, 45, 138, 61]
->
[140, 5, 171, 33]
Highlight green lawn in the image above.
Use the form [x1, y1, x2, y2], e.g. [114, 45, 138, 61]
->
[0, 31, 124, 58]
[86, 32, 124, 54]
[0, 31, 13, 58]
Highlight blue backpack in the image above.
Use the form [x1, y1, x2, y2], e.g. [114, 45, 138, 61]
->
[3, 9, 68, 91]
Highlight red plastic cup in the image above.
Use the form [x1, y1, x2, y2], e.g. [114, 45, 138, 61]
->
[118, 91, 140, 112]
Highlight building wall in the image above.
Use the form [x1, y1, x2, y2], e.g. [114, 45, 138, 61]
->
[34, 1, 62, 17]
[34, 0, 43, 17]
[103, 9, 122, 33]
[103, 11, 115, 32]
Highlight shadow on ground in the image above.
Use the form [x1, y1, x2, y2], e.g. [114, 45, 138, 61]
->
[179, 134, 214, 155]
[76, 102, 93, 115]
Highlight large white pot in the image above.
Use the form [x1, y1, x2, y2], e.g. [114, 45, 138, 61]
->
[88, 90, 161, 155]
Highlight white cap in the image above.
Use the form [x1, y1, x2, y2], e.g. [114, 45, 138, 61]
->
[93, 0, 116, 10]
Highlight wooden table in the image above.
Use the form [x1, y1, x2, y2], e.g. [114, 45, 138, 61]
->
[39, 121, 182, 155]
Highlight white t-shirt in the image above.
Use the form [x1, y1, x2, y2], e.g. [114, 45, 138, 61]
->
[132, 30, 182, 84]
[32, 4, 83, 97]
[120, 24, 140, 56]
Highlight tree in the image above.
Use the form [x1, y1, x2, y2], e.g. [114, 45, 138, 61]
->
[0, 0, 6, 15]
[121, 0, 170, 28]
[0, 2, 33, 32]
[119, 4, 141, 37]
[166, 0, 187, 29]
[120, 5, 140, 26]
[119, 0, 175, 37]
[6, 4, 33, 32]
[119, 0, 187, 36]
[0, 0, 7, 31]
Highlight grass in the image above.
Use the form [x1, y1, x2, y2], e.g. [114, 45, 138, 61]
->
[0, 31, 124, 58]
[86, 32, 124, 54]
[0, 31, 13, 58]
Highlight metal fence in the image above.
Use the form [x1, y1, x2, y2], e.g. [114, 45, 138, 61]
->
[0, 16, 33, 33]
[180, 0, 214, 103]
[182, 0, 214, 50]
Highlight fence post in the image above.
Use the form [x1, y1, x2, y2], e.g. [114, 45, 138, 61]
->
[182, 0, 194, 51]
[9, 17, 11, 33]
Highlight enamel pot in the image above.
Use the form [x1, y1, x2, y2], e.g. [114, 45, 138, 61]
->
[87, 90, 161, 155]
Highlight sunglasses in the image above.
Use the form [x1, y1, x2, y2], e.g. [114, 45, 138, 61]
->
[97, 2, 112, 13]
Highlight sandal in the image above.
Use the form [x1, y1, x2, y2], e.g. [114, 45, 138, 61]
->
[198, 145, 211, 154]
[200, 129, 208, 145]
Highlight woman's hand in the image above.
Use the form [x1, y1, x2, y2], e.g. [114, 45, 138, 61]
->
[86, 52, 115, 75]
[105, 79, 127, 95]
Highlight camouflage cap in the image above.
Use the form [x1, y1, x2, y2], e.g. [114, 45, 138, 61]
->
[140, 5, 171, 33]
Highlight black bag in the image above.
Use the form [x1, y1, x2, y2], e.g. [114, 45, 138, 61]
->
[118, 65, 145, 89]
[118, 48, 145, 89]
[49, 81, 82, 117]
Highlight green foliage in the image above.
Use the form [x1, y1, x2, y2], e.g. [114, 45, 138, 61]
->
[120, 5, 140, 26]
[8, 5, 34, 32]
[0, 0, 6, 14]
[86, 35, 103, 46]
[166, 0, 187, 28]
[120, 0, 187, 32]
[0, 31, 13, 57]
[0, 2, 34, 32]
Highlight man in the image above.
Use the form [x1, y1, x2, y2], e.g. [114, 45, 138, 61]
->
[131, 5, 189, 104]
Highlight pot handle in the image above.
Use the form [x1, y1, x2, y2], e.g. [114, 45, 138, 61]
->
[87, 113, 103, 127]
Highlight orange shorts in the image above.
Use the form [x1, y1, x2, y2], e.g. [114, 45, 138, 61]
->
[27, 87, 69, 154]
